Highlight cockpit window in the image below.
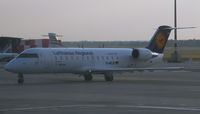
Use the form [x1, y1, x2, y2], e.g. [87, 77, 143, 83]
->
[18, 53, 39, 58]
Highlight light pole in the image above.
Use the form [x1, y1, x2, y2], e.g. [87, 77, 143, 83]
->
[174, 0, 177, 50]
[170, 0, 181, 62]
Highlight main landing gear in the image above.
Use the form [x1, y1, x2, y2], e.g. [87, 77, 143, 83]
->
[18, 73, 24, 85]
[104, 72, 113, 81]
[83, 72, 113, 81]
[84, 73, 93, 81]
[83, 72, 114, 81]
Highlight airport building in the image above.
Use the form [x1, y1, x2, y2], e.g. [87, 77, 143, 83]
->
[0, 35, 62, 53]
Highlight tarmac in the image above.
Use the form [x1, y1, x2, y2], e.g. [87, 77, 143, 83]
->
[0, 62, 200, 114]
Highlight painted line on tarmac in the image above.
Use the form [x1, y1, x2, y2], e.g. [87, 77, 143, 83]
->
[1, 105, 200, 112]
[117, 105, 200, 111]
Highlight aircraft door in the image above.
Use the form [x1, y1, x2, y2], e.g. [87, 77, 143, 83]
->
[90, 55, 95, 69]
[39, 50, 52, 72]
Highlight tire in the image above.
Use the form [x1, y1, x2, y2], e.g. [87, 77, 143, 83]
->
[84, 74, 93, 81]
[18, 78, 24, 84]
[104, 73, 113, 81]
[18, 73, 24, 84]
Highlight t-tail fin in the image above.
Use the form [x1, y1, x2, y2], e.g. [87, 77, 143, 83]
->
[146, 25, 172, 53]
[42, 33, 63, 47]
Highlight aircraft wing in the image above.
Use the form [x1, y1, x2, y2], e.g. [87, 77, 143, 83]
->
[90, 67, 184, 73]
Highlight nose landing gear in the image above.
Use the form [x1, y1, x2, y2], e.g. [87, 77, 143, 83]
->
[18, 73, 24, 84]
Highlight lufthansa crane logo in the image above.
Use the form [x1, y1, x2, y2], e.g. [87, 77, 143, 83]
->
[156, 33, 166, 49]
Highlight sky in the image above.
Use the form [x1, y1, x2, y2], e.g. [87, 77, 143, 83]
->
[0, 0, 200, 41]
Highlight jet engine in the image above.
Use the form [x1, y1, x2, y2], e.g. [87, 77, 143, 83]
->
[132, 48, 153, 60]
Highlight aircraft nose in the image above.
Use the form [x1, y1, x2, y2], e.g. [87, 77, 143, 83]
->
[4, 63, 11, 72]
[4, 62, 16, 73]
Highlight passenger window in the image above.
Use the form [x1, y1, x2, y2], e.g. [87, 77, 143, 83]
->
[96, 56, 99, 60]
[116, 56, 119, 60]
[82, 56, 85, 60]
[86, 56, 89, 60]
[91, 56, 94, 60]
[106, 56, 109, 60]
[76, 56, 79, 60]
[101, 56, 104, 60]
[65, 56, 68, 60]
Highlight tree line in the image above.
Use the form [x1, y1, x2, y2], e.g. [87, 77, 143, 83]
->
[62, 39, 200, 48]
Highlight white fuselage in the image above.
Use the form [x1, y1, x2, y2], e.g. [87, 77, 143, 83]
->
[5, 48, 163, 74]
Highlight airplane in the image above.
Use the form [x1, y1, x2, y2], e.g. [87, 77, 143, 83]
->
[4, 25, 187, 84]
[42, 33, 63, 48]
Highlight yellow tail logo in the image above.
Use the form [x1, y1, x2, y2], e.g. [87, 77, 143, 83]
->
[155, 33, 166, 49]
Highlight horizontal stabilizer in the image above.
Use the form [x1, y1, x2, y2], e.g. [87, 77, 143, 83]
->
[156, 26, 196, 30]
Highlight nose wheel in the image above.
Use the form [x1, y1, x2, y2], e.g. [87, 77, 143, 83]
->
[18, 73, 24, 84]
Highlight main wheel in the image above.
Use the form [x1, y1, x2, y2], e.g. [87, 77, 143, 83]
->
[104, 72, 113, 81]
[18, 73, 24, 84]
[84, 74, 93, 81]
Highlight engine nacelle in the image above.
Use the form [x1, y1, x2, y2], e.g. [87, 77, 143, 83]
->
[132, 48, 153, 60]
